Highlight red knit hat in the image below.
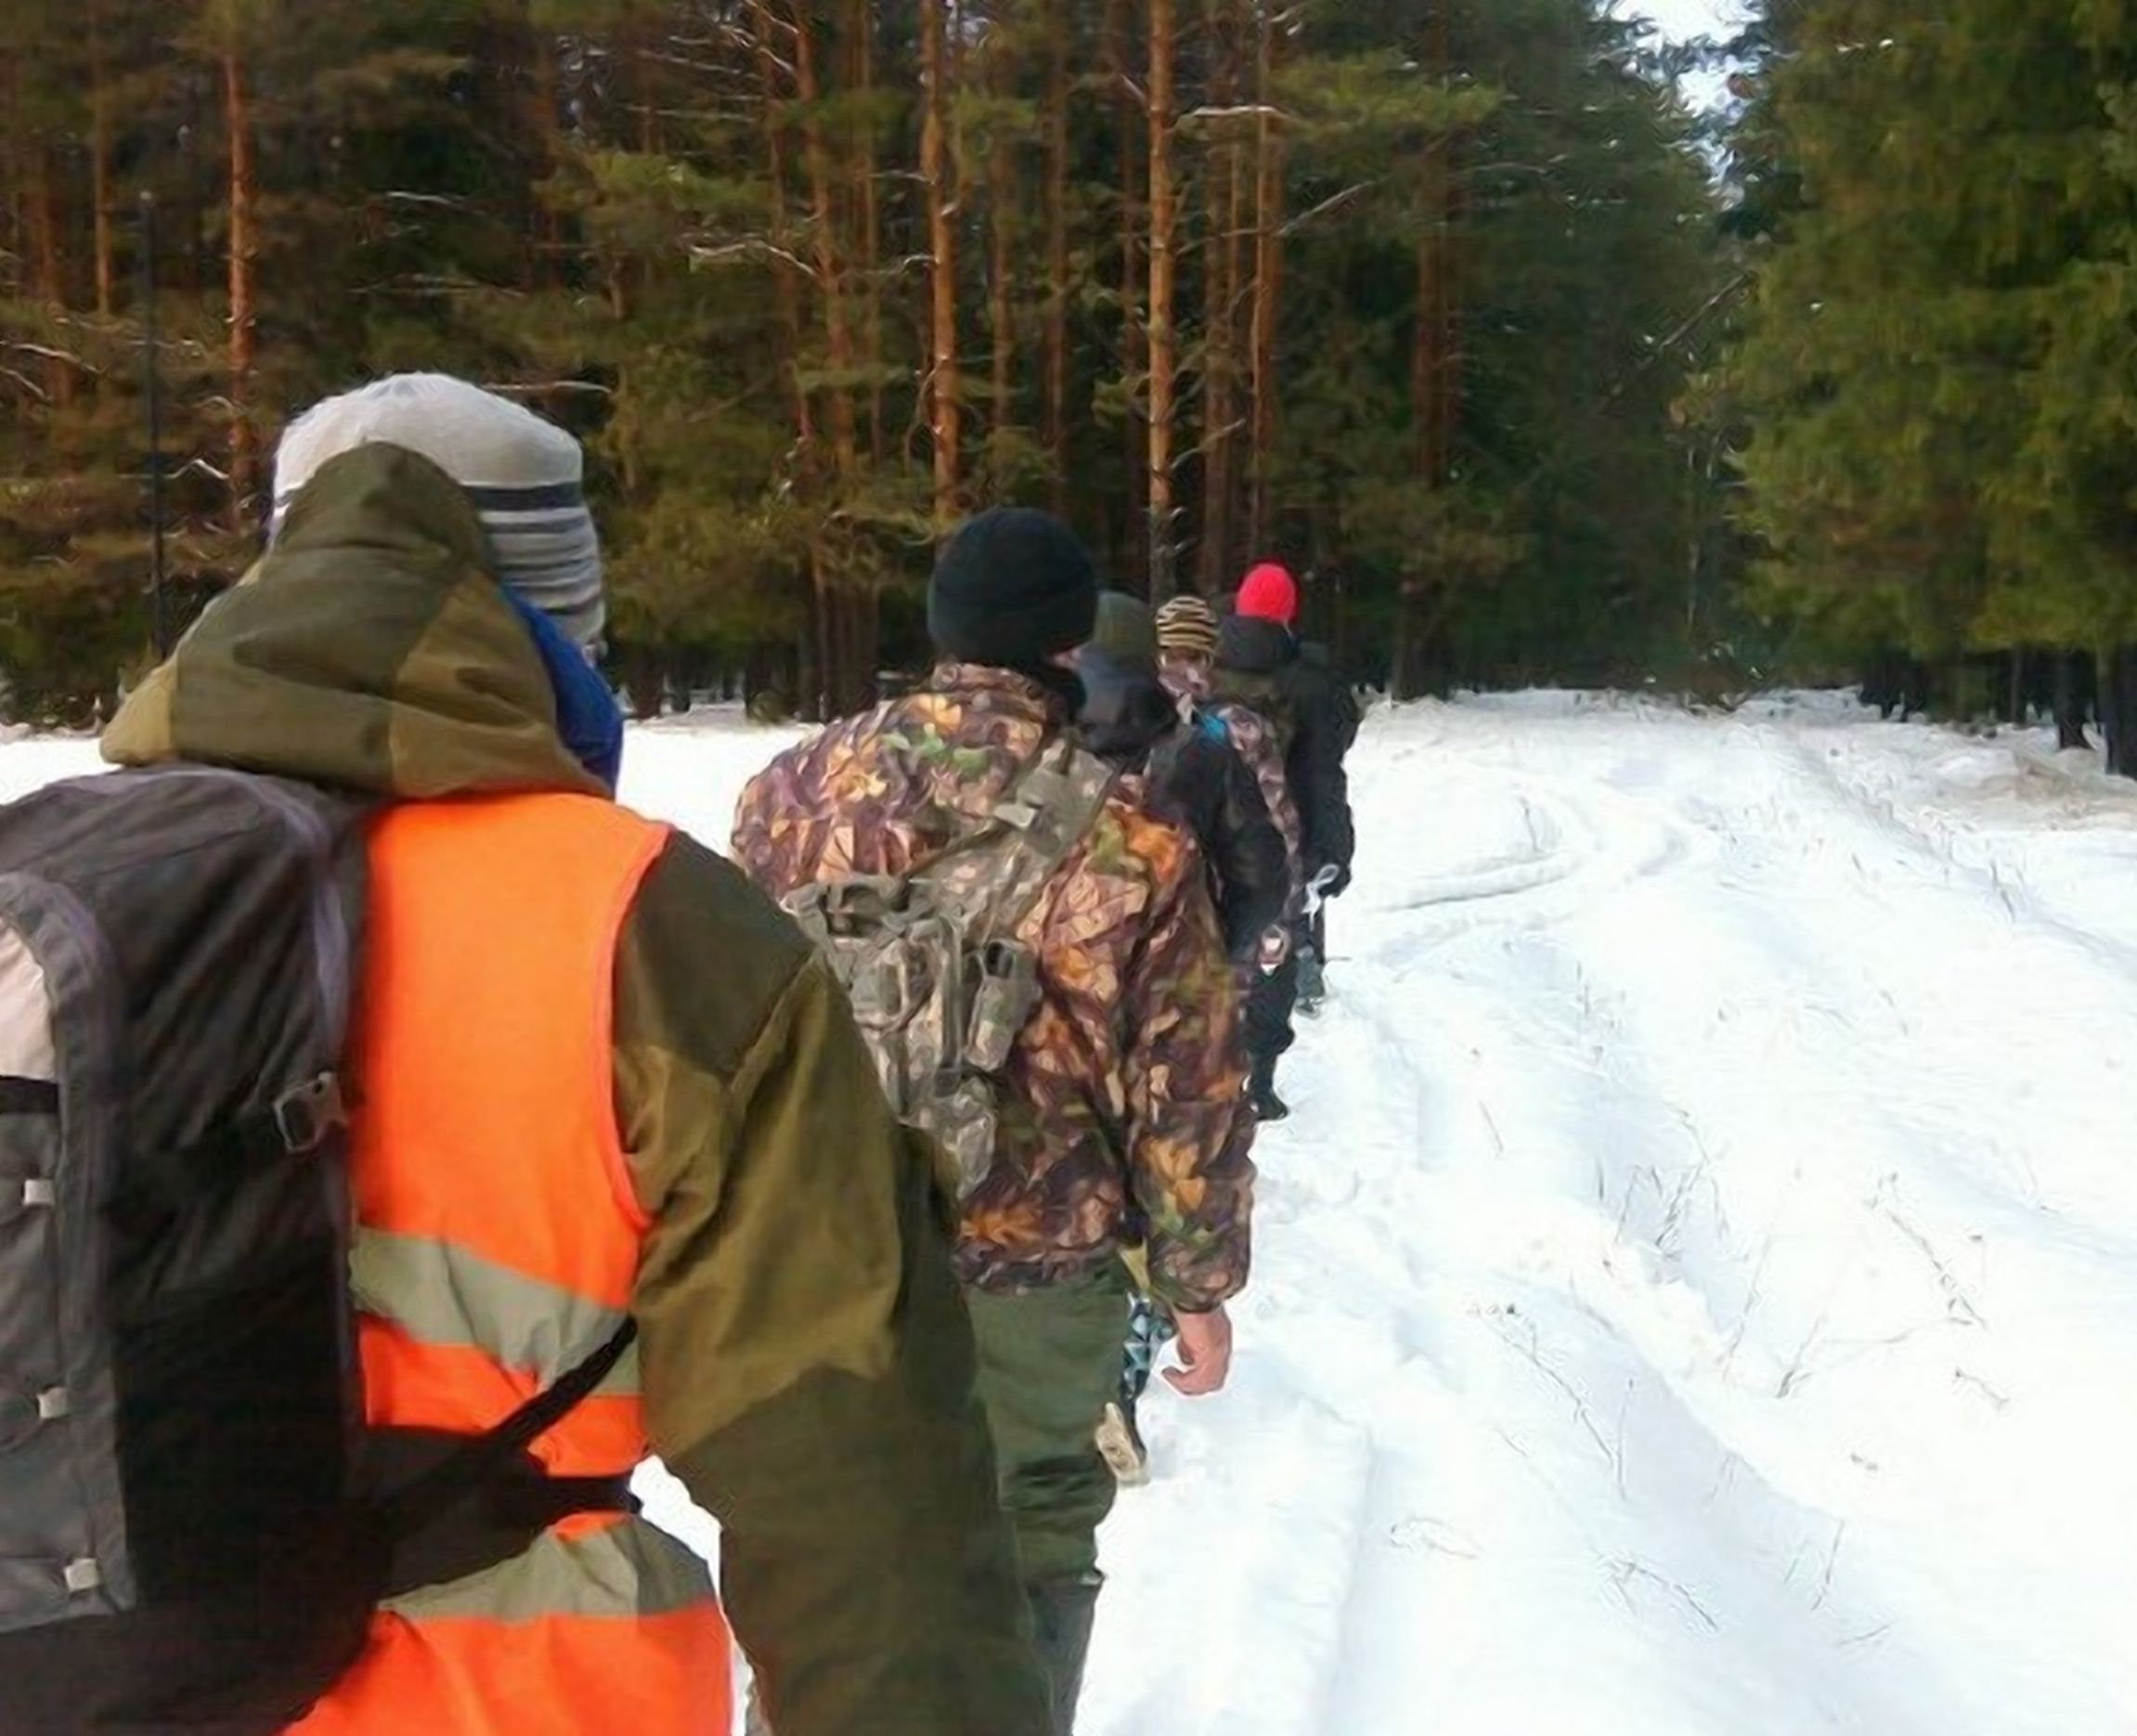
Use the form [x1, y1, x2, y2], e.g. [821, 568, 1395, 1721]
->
[1237, 562, 1298, 626]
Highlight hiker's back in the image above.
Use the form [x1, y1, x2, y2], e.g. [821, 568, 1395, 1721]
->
[732, 667, 1215, 1293]
[296, 792, 728, 1735]
[1198, 689, 1303, 908]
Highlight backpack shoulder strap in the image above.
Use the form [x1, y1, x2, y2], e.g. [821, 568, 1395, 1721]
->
[919, 736, 1120, 944]
[377, 1318, 638, 1540]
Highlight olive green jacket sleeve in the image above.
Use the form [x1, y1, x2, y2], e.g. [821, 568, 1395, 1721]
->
[614, 833, 1048, 1736]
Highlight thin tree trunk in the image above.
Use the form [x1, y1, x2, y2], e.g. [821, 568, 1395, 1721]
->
[791, 6, 856, 486]
[90, 5, 115, 317]
[847, 0, 885, 693]
[1397, 2, 1461, 700]
[1198, 0, 1244, 595]
[2103, 646, 2137, 779]
[1106, 0, 1146, 589]
[790, 4, 857, 713]
[987, 26, 1017, 489]
[223, 45, 258, 534]
[1246, 5, 1283, 559]
[1146, 0, 1179, 598]
[2053, 649, 2091, 751]
[24, 131, 72, 408]
[921, 0, 962, 525]
[750, 2, 822, 717]
[528, 18, 563, 291]
[1042, 6, 1071, 510]
[854, 0, 886, 466]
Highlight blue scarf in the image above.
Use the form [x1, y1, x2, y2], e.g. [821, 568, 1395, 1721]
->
[502, 589, 625, 792]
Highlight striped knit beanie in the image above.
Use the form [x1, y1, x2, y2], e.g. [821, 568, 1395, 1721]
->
[269, 373, 605, 654]
[1155, 593, 1219, 662]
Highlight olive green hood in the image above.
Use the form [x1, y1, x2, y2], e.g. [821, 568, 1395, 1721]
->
[102, 442, 602, 799]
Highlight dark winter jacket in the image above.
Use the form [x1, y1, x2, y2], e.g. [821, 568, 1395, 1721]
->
[1212, 615, 1358, 888]
[1079, 649, 1289, 961]
[1300, 641, 1363, 753]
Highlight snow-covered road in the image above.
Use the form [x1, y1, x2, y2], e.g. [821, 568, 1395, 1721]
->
[9, 690, 2132, 1734]
[1078, 693, 2137, 1736]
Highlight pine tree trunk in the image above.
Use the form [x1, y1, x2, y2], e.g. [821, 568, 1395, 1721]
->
[987, 25, 1017, 488]
[1197, 0, 1244, 596]
[1398, 3, 1459, 699]
[1246, 5, 1283, 561]
[529, 19, 563, 291]
[854, 0, 887, 467]
[790, 6, 856, 484]
[1146, 0, 1179, 599]
[790, 5, 859, 714]
[2053, 649, 2091, 751]
[1106, 0, 1146, 590]
[2103, 646, 2137, 780]
[90, 5, 114, 317]
[750, 1, 822, 718]
[223, 45, 258, 535]
[921, 0, 962, 526]
[1043, 8, 1071, 511]
[29, 143, 71, 411]
[848, 0, 885, 693]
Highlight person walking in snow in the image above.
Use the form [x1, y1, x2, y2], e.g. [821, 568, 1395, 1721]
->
[1209, 563, 1359, 1119]
[1078, 591, 1289, 964]
[731, 508, 1255, 1735]
[98, 373, 1049, 1736]
[1075, 590, 1280, 1483]
[1159, 587, 1311, 987]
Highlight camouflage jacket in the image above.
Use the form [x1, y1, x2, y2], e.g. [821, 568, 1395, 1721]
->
[732, 664, 1253, 1311]
[1163, 656, 1303, 930]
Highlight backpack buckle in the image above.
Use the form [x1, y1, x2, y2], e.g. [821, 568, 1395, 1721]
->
[272, 1072, 346, 1154]
[0, 1176, 53, 1223]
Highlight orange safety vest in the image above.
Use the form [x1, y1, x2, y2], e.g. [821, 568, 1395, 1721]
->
[291, 793, 732, 1735]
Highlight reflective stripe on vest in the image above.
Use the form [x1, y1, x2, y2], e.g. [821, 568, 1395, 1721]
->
[308, 792, 731, 1731]
[351, 793, 662, 1479]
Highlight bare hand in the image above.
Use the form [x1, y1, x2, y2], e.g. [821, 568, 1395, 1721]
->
[1162, 1305, 1233, 1396]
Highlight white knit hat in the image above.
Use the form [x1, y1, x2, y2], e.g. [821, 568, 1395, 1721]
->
[270, 372, 605, 654]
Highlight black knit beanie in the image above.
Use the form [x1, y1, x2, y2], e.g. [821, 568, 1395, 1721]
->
[927, 507, 1099, 668]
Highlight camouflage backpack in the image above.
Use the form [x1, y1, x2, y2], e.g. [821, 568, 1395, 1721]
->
[780, 738, 1118, 1198]
[1199, 695, 1304, 930]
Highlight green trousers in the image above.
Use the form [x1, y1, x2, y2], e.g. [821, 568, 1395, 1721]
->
[966, 1270, 1130, 1731]
[752, 1274, 1129, 1736]
[965, 1268, 1133, 1585]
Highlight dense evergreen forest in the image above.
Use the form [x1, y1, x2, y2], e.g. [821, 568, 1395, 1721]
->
[3, 2, 2134, 774]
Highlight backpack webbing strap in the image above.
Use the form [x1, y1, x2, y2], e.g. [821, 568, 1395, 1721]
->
[918, 738, 1120, 945]
[378, 1318, 639, 1540]
[117, 1073, 349, 1221]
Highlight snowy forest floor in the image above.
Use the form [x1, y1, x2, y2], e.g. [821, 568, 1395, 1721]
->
[9, 689, 2132, 1735]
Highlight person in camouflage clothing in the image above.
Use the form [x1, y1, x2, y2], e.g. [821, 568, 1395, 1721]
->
[732, 508, 1253, 1736]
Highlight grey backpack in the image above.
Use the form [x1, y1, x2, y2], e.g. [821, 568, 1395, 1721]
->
[0, 766, 633, 1734]
[782, 738, 1117, 1197]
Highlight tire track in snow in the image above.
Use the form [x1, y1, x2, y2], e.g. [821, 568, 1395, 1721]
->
[1776, 728, 2137, 981]
[1098, 699, 2137, 1733]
